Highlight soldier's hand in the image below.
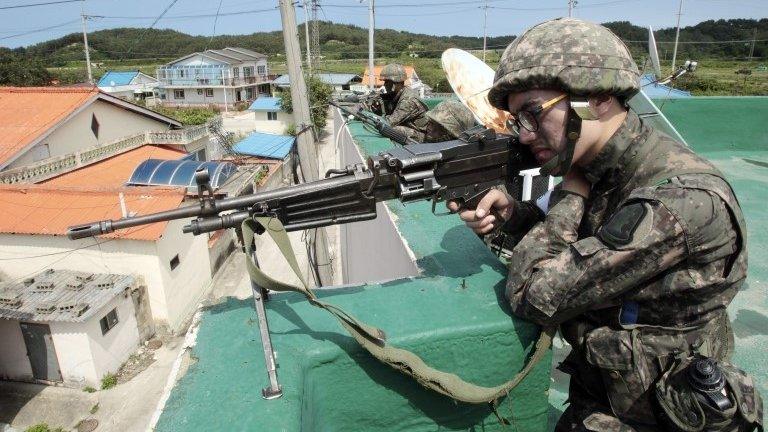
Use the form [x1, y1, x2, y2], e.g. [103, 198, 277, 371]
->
[447, 189, 515, 235]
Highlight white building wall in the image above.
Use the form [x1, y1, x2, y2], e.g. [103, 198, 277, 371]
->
[51, 293, 140, 386]
[46, 323, 94, 386]
[253, 111, 294, 135]
[0, 226, 206, 334]
[0, 319, 34, 381]
[9, 99, 173, 169]
[153, 218, 212, 333]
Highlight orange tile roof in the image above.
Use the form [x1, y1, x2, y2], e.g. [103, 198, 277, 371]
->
[0, 87, 100, 167]
[43, 144, 188, 188]
[361, 65, 417, 87]
[0, 184, 186, 241]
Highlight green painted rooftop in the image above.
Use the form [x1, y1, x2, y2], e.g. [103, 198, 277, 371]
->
[155, 96, 768, 431]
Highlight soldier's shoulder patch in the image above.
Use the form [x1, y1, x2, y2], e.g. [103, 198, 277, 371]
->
[599, 202, 647, 248]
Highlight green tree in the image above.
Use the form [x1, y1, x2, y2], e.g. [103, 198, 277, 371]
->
[0, 49, 52, 86]
[278, 76, 334, 130]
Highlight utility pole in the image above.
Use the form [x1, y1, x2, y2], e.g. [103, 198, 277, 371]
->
[482, 0, 488, 62]
[303, 0, 312, 75]
[277, 0, 332, 286]
[367, 0, 375, 90]
[81, 13, 93, 84]
[310, 0, 320, 73]
[748, 28, 757, 61]
[671, 0, 684, 72]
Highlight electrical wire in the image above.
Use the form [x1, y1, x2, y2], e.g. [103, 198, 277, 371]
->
[204, 0, 225, 51]
[0, 18, 79, 41]
[120, 0, 182, 60]
[0, 0, 82, 10]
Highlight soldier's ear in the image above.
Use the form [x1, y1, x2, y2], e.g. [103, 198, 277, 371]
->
[587, 94, 613, 118]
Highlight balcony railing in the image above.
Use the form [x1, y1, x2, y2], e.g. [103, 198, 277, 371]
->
[0, 117, 221, 185]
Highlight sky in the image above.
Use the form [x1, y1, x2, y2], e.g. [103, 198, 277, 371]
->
[1, 0, 766, 49]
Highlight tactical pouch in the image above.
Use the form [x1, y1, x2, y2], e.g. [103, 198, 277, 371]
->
[655, 355, 764, 432]
[584, 327, 655, 423]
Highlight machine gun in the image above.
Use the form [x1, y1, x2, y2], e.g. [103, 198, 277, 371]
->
[67, 129, 539, 402]
[68, 130, 535, 240]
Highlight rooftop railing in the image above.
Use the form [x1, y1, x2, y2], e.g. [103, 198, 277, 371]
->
[0, 117, 221, 185]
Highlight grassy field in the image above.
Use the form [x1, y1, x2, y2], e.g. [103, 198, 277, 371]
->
[49, 54, 767, 96]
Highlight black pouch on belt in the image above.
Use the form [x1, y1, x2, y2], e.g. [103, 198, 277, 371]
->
[654, 354, 764, 432]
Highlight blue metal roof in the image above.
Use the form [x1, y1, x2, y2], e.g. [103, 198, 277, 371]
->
[271, 73, 361, 87]
[248, 97, 283, 112]
[640, 74, 692, 98]
[233, 132, 294, 159]
[128, 159, 238, 189]
[97, 71, 139, 87]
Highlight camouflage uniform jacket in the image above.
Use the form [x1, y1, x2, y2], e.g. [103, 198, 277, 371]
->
[383, 87, 429, 135]
[504, 110, 754, 428]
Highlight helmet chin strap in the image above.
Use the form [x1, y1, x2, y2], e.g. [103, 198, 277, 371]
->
[539, 106, 582, 177]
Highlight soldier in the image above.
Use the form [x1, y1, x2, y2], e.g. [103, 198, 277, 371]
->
[400, 99, 476, 143]
[449, 18, 763, 431]
[378, 63, 429, 139]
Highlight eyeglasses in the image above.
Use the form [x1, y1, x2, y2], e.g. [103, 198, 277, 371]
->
[506, 93, 568, 134]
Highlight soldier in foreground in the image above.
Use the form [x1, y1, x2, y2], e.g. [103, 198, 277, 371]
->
[377, 63, 430, 138]
[399, 98, 476, 143]
[450, 18, 763, 431]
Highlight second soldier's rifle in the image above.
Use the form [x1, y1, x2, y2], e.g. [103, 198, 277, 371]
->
[330, 100, 418, 145]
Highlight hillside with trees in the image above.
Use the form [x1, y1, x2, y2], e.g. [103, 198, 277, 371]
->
[11, 18, 765, 66]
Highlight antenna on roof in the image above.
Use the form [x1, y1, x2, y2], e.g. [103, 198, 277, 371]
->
[648, 26, 662, 79]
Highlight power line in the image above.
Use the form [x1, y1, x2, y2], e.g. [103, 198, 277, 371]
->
[120, 0, 182, 60]
[0, 18, 79, 40]
[0, 0, 81, 10]
[204, 0, 224, 51]
[90, 7, 278, 21]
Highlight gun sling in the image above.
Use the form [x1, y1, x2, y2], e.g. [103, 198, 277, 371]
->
[242, 216, 555, 405]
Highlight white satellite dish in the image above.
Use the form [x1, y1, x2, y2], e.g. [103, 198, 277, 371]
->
[648, 26, 662, 79]
[441, 48, 511, 134]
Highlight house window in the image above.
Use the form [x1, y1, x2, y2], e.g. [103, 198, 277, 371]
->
[170, 254, 180, 270]
[267, 111, 278, 121]
[174, 89, 185, 99]
[195, 149, 206, 161]
[159, 70, 166, 79]
[205, 88, 214, 97]
[232, 67, 239, 78]
[100, 308, 119, 335]
[179, 69, 185, 78]
[197, 89, 204, 95]
[90, 114, 99, 138]
[257, 65, 266, 75]
[243, 66, 254, 77]
[246, 88, 253, 99]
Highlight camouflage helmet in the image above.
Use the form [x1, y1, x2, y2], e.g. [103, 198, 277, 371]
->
[487, 18, 640, 111]
[426, 99, 475, 138]
[380, 63, 407, 83]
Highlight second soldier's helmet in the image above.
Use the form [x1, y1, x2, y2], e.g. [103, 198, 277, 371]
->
[487, 18, 641, 111]
[380, 63, 407, 83]
[426, 99, 476, 138]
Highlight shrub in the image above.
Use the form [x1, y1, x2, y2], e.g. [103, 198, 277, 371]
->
[100, 373, 117, 390]
[24, 424, 65, 432]
[83, 386, 97, 393]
